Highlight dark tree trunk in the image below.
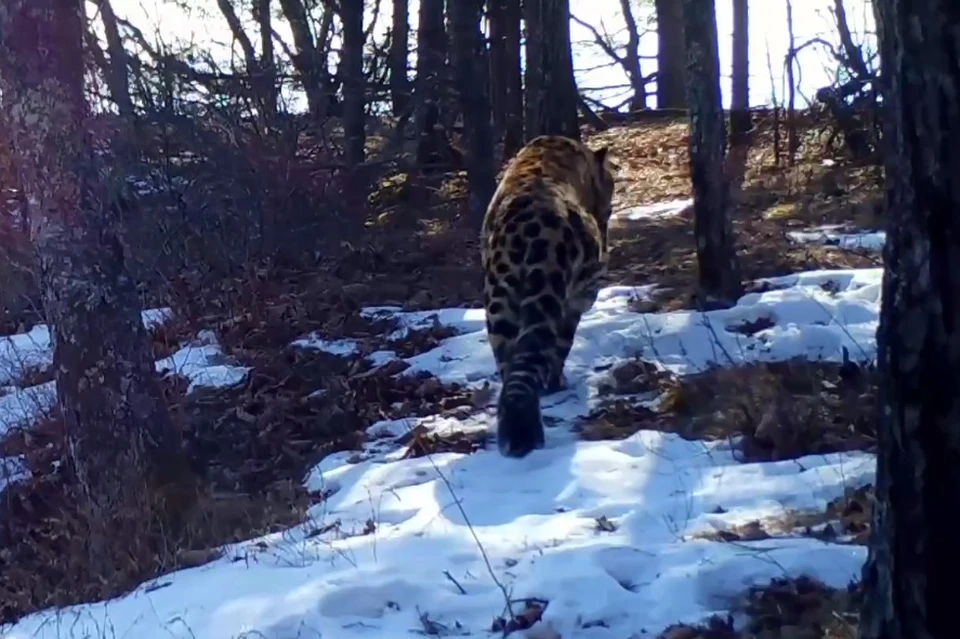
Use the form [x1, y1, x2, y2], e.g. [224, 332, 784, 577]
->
[859, 1, 960, 637]
[254, 0, 278, 118]
[450, 0, 496, 222]
[620, 0, 647, 112]
[523, 0, 579, 140]
[0, 0, 190, 578]
[279, 0, 337, 119]
[682, 0, 742, 307]
[390, 0, 410, 115]
[97, 0, 133, 118]
[340, 0, 366, 166]
[729, 0, 750, 143]
[655, 0, 686, 109]
[488, 0, 524, 158]
[414, 0, 449, 167]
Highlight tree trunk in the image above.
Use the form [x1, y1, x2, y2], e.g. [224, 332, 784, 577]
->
[0, 0, 190, 578]
[655, 0, 686, 109]
[488, 0, 524, 158]
[390, 0, 410, 115]
[414, 0, 449, 167]
[279, 0, 336, 120]
[523, 0, 579, 140]
[98, 0, 133, 118]
[682, 0, 742, 307]
[859, 1, 960, 636]
[729, 0, 750, 143]
[255, 0, 278, 119]
[620, 0, 647, 113]
[340, 0, 366, 166]
[450, 0, 496, 222]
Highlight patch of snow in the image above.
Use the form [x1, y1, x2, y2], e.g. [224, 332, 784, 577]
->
[155, 330, 251, 394]
[787, 225, 886, 252]
[613, 198, 693, 221]
[1, 265, 883, 639]
[0, 308, 175, 386]
[291, 335, 361, 356]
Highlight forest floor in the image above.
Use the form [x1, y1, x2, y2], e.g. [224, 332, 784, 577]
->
[0, 110, 881, 638]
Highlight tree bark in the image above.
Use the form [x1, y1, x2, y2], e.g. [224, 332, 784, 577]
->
[859, 1, 960, 637]
[389, 0, 410, 115]
[655, 0, 686, 109]
[254, 0, 278, 119]
[620, 0, 647, 113]
[414, 0, 449, 167]
[340, 0, 366, 166]
[729, 0, 750, 143]
[682, 0, 742, 307]
[278, 0, 337, 119]
[488, 0, 524, 158]
[523, 0, 579, 140]
[450, 0, 496, 222]
[0, 0, 190, 578]
[97, 0, 133, 118]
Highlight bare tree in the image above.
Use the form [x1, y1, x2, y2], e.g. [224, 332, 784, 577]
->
[682, 0, 742, 307]
[389, 0, 410, 115]
[488, 0, 524, 157]
[253, 0, 277, 118]
[729, 0, 750, 143]
[279, 0, 338, 119]
[859, 1, 960, 636]
[340, 0, 366, 166]
[97, 0, 133, 117]
[784, 0, 799, 164]
[655, 0, 686, 109]
[414, 0, 448, 166]
[523, 0, 580, 140]
[0, 0, 191, 578]
[450, 0, 496, 221]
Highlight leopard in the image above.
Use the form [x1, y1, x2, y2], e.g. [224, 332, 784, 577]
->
[480, 134, 616, 458]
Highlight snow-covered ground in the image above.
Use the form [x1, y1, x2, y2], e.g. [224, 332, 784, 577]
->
[0, 201, 881, 639]
[787, 225, 886, 252]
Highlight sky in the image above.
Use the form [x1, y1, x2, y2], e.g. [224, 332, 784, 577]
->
[107, 0, 877, 111]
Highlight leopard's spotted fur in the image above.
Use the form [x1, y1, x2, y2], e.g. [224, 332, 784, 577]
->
[480, 135, 616, 457]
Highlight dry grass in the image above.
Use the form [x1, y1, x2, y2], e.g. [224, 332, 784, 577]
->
[581, 357, 877, 463]
[658, 576, 861, 639]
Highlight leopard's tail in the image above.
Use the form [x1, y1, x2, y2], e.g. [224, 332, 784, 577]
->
[496, 326, 553, 458]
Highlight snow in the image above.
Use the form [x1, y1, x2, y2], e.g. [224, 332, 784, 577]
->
[787, 225, 886, 252]
[0, 207, 882, 637]
[613, 198, 693, 221]
[0, 312, 250, 437]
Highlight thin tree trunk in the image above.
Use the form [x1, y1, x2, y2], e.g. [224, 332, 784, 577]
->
[0, 0, 191, 579]
[729, 0, 750, 143]
[488, 0, 524, 157]
[414, 0, 448, 167]
[620, 0, 647, 112]
[341, 0, 366, 166]
[859, 1, 960, 636]
[450, 0, 496, 222]
[390, 0, 410, 115]
[655, 0, 686, 109]
[523, 0, 579, 140]
[98, 0, 133, 117]
[682, 0, 742, 308]
[255, 0, 277, 118]
[784, 0, 798, 164]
